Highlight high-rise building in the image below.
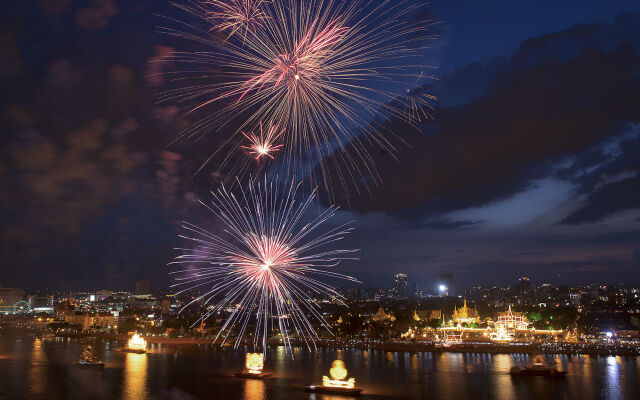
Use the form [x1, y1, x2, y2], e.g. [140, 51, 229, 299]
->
[161, 298, 172, 315]
[29, 294, 54, 314]
[517, 277, 531, 293]
[0, 288, 25, 313]
[135, 279, 152, 295]
[393, 273, 408, 297]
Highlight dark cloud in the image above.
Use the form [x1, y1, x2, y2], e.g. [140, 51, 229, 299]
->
[40, 0, 72, 16]
[408, 218, 480, 231]
[338, 16, 640, 221]
[0, 33, 22, 76]
[74, 0, 119, 30]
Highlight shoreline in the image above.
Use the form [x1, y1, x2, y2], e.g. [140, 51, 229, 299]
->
[49, 332, 640, 357]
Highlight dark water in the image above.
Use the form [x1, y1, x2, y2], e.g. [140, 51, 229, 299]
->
[0, 336, 639, 400]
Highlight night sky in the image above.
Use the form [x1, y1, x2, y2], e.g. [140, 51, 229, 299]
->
[1, 0, 640, 291]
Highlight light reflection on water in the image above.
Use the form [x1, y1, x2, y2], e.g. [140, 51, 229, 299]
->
[243, 378, 265, 400]
[27, 339, 47, 397]
[0, 337, 638, 400]
[123, 352, 148, 400]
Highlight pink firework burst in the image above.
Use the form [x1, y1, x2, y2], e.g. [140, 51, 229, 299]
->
[240, 122, 284, 160]
[170, 178, 359, 352]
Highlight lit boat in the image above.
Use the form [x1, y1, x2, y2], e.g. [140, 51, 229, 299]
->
[76, 345, 105, 368]
[306, 360, 362, 396]
[122, 333, 147, 354]
[510, 356, 567, 377]
[235, 353, 273, 379]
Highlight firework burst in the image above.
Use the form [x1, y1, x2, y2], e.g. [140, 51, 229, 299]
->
[170, 178, 359, 351]
[241, 121, 284, 160]
[206, 0, 269, 41]
[157, 0, 437, 201]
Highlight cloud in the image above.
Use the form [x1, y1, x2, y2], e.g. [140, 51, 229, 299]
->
[41, 0, 72, 16]
[0, 33, 22, 76]
[74, 0, 119, 30]
[335, 16, 640, 224]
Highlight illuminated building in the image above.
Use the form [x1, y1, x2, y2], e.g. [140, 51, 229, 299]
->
[452, 298, 479, 325]
[135, 280, 152, 295]
[67, 312, 115, 331]
[55, 290, 76, 321]
[372, 306, 395, 322]
[393, 273, 408, 297]
[413, 309, 442, 322]
[517, 277, 531, 293]
[29, 294, 54, 314]
[0, 287, 25, 313]
[161, 297, 172, 315]
[490, 306, 529, 342]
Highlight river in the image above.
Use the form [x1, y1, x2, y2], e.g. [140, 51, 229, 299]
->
[0, 335, 638, 399]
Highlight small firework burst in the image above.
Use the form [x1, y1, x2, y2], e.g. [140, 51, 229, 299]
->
[241, 122, 284, 160]
[206, 0, 269, 41]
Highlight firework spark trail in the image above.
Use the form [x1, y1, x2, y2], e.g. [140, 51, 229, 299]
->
[241, 121, 284, 160]
[169, 178, 359, 351]
[157, 0, 437, 201]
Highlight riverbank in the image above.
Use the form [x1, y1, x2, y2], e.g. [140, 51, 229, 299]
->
[52, 332, 640, 356]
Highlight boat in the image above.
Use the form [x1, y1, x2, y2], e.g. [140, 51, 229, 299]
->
[122, 333, 147, 354]
[510, 356, 567, 377]
[305, 384, 362, 396]
[306, 360, 362, 396]
[76, 345, 105, 368]
[234, 352, 273, 379]
[234, 371, 273, 379]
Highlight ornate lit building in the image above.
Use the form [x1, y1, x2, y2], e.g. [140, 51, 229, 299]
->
[490, 306, 529, 342]
[496, 306, 528, 330]
[372, 306, 395, 322]
[413, 309, 442, 322]
[452, 298, 479, 324]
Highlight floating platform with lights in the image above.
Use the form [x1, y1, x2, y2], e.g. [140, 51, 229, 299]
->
[306, 360, 362, 396]
[235, 353, 273, 379]
[76, 345, 105, 368]
[510, 356, 567, 377]
[121, 333, 147, 354]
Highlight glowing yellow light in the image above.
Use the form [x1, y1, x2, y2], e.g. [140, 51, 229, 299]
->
[128, 333, 147, 351]
[246, 353, 264, 374]
[322, 360, 355, 389]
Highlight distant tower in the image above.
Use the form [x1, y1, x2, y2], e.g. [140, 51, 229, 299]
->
[393, 273, 408, 297]
[518, 277, 531, 293]
[437, 272, 454, 296]
[161, 298, 171, 315]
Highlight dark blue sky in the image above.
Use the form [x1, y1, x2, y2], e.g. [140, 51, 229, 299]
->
[1, 0, 639, 291]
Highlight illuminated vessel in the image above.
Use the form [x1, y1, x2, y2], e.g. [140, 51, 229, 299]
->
[510, 356, 567, 377]
[76, 345, 105, 368]
[122, 333, 147, 354]
[306, 360, 362, 396]
[235, 353, 273, 379]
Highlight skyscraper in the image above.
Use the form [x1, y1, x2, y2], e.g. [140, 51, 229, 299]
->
[393, 273, 409, 297]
